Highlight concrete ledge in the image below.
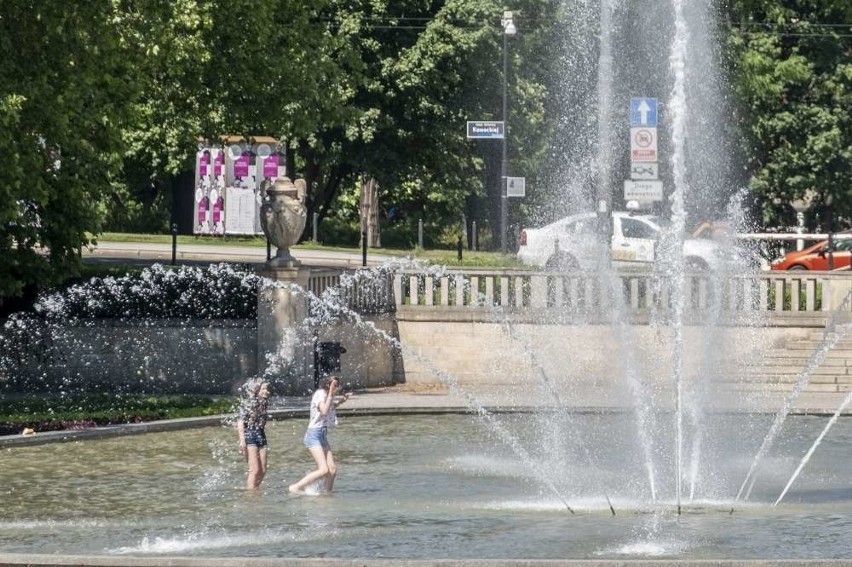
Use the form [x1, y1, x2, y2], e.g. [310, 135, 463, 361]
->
[3, 554, 852, 567]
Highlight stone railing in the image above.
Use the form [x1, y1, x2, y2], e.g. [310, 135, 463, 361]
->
[389, 269, 852, 324]
[309, 267, 396, 315]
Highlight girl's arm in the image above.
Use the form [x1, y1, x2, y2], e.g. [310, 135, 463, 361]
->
[237, 417, 246, 453]
[317, 381, 339, 416]
[334, 391, 353, 408]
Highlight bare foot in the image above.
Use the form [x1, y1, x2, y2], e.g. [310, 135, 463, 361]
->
[288, 484, 303, 493]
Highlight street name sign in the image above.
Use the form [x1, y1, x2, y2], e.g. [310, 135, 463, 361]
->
[624, 180, 663, 202]
[466, 121, 505, 139]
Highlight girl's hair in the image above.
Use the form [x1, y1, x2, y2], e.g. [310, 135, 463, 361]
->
[320, 376, 339, 390]
[242, 377, 267, 397]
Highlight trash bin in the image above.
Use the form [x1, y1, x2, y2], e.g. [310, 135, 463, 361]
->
[314, 341, 347, 386]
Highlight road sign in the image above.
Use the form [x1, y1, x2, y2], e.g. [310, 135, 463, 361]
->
[630, 97, 658, 127]
[506, 176, 525, 197]
[466, 121, 505, 139]
[630, 162, 659, 180]
[630, 127, 657, 162]
[624, 180, 663, 202]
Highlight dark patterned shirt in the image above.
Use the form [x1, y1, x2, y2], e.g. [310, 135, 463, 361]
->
[239, 396, 269, 431]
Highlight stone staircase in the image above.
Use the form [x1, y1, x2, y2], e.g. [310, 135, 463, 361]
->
[732, 331, 852, 412]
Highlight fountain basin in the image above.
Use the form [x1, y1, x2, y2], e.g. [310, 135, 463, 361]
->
[1, 412, 851, 560]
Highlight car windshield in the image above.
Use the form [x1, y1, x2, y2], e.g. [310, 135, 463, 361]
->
[648, 216, 669, 228]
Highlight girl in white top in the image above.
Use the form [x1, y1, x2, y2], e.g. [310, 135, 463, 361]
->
[288, 376, 352, 493]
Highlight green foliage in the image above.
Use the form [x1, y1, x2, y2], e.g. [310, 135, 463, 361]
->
[726, 0, 852, 230]
[0, 1, 141, 304]
[0, 394, 233, 434]
[4, 0, 851, 308]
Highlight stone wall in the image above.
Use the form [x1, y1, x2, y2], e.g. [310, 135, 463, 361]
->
[2, 305, 842, 403]
[393, 307, 836, 410]
[2, 314, 404, 397]
[1, 320, 257, 395]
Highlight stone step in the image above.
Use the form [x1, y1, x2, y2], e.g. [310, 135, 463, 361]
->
[737, 362, 852, 375]
[730, 373, 852, 384]
[723, 382, 852, 394]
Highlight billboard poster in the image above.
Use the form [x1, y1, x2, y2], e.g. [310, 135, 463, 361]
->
[193, 139, 285, 236]
[209, 148, 225, 235]
[193, 149, 213, 235]
[262, 154, 279, 181]
[224, 144, 262, 235]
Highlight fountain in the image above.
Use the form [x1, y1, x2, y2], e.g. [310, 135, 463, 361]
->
[2, 0, 852, 563]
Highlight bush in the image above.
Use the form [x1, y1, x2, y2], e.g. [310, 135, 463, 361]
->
[33, 263, 262, 320]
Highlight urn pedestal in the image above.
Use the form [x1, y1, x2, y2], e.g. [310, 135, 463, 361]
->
[256, 176, 313, 394]
[256, 266, 313, 395]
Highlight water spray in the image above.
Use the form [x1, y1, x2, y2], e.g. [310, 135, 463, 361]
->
[500, 316, 616, 516]
[290, 271, 576, 513]
[736, 289, 852, 502]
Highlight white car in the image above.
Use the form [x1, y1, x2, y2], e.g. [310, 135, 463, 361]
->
[517, 211, 729, 270]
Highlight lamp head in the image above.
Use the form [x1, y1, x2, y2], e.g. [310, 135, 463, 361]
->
[501, 11, 516, 35]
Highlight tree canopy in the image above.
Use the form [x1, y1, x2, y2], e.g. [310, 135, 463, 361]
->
[1, 0, 850, 306]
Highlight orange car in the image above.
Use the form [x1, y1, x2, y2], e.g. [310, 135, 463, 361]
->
[770, 237, 852, 270]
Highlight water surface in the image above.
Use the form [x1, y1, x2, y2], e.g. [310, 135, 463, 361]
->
[1, 413, 851, 559]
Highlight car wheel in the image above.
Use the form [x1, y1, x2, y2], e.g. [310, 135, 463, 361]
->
[683, 257, 709, 271]
[545, 252, 579, 272]
[788, 265, 808, 270]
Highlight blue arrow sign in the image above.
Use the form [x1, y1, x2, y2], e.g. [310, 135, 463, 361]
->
[630, 98, 658, 127]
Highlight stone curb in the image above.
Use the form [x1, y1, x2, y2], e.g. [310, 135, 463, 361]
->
[2, 392, 848, 449]
[2, 554, 852, 567]
[0, 404, 480, 448]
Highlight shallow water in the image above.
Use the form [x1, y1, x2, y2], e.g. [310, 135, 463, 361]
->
[1, 413, 851, 559]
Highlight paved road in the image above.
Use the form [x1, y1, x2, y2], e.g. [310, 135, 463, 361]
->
[82, 240, 395, 268]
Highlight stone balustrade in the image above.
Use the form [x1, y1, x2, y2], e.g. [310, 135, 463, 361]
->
[385, 269, 852, 324]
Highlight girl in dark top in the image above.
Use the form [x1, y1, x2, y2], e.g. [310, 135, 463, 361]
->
[237, 379, 270, 489]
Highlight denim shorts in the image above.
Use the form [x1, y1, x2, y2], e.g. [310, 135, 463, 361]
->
[304, 426, 329, 448]
[244, 428, 267, 448]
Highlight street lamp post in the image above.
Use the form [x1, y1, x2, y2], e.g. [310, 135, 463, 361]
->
[500, 11, 516, 254]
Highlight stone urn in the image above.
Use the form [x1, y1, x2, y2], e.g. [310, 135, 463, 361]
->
[259, 176, 307, 267]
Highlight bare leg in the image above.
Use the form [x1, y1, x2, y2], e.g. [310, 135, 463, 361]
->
[289, 445, 329, 493]
[257, 446, 269, 487]
[323, 449, 338, 492]
[246, 445, 262, 489]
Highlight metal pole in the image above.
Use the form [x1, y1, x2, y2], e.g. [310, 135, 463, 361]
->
[472, 221, 477, 251]
[313, 212, 319, 242]
[418, 219, 424, 249]
[170, 223, 178, 265]
[500, 30, 509, 254]
[362, 230, 368, 267]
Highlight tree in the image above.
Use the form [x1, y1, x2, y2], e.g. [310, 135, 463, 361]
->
[726, 0, 852, 229]
[0, 1, 140, 306]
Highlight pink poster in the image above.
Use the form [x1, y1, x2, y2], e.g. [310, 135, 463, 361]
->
[198, 150, 210, 176]
[263, 154, 279, 178]
[212, 195, 223, 224]
[213, 150, 224, 177]
[234, 153, 250, 177]
[197, 195, 208, 228]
